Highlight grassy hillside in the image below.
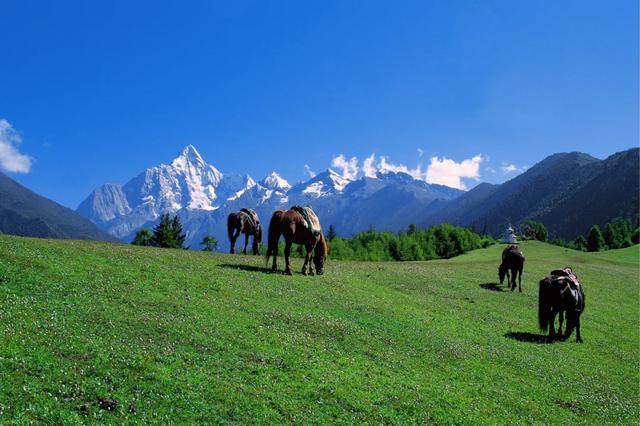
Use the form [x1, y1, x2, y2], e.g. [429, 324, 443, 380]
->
[0, 236, 638, 424]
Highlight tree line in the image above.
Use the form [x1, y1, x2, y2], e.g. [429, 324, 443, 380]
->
[322, 223, 495, 262]
[132, 214, 217, 251]
[522, 217, 639, 252]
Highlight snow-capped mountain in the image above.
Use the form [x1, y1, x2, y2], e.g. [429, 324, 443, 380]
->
[289, 169, 351, 199]
[77, 145, 464, 249]
[260, 171, 291, 192]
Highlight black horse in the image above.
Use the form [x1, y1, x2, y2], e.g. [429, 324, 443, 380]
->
[498, 245, 525, 292]
[227, 209, 262, 255]
[538, 269, 585, 343]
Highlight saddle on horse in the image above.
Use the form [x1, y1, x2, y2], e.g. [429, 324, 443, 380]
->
[291, 206, 322, 236]
[502, 244, 524, 259]
[240, 208, 259, 230]
[549, 267, 584, 311]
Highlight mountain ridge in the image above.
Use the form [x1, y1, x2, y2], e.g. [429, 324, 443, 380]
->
[0, 172, 119, 242]
[76, 146, 639, 248]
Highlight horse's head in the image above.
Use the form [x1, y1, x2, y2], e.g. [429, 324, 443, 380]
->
[313, 234, 329, 275]
[498, 264, 507, 284]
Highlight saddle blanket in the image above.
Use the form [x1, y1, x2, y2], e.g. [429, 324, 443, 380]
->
[240, 208, 259, 228]
[291, 206, 322, 235]
[550, 267, 584, 311]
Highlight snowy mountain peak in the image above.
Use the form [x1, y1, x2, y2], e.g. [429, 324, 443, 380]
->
[261, 171, 291, 191]
[292, 168, 352, 198]
[322, 169, 351, 191]
[172, 144, 205, 165]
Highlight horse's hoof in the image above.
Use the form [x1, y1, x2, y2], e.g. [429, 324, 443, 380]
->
[309, 271, 315, 276]
[301, 270, 308, 276]
[285, 269, 293, 276]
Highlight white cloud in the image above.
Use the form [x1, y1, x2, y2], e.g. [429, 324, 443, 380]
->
[501, 163, 527, 174]
[485, 166, 497, 174]
[417, 148, 424, 157]
[0, 119, 33, 173]
[320, 151, 485, 190]
[425, 155, 484, 189]
[362, 154, 377, 178]
[303, 164, 316, 178]
[330, 154, 359, 180]
[378, 156, 427, 180]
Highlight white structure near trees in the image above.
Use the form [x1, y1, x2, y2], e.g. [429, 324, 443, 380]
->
[502, 224, 517, 244]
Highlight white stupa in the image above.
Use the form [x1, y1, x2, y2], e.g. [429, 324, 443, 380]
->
[502, 224, 517, 244]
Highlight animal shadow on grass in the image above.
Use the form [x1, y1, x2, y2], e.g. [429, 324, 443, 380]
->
[504, 332, 550, 344]
[218, 263, 272, 273]
[479, 282, 506, 292]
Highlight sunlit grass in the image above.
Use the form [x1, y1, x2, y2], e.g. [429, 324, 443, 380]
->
[0, 236, 637, 424]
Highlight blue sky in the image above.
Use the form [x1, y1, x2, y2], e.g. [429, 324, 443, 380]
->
[1, 1, 637, 208]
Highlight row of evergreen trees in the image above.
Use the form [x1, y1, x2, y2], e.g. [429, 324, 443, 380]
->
[324, 223, 494, 262]
[517, 217, 638, 252]
[131, 214, 217, 251]
[552, 217, 639, 252]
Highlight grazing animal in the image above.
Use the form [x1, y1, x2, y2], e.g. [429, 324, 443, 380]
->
[265, 208, 328, 276]
[498, 245, 525, 291]
[538, 268, 585, 343]
[227, 209, 262, 255]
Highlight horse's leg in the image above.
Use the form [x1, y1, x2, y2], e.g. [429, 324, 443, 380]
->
[252, 234, 259, 255]
[510, 268, 516, 291]
[558, 310, 564, 337]
[270, 237, 278, 272]
[518, 268, 523, 292]
[302, 243, 314, 276]
[229, 228, 238, 254]
[301, 248, 310, 276]
[575, 315, 583, 343]
[548, 308, 557, 342]
[284, 241, 293, 276]
[243, 233, 249, 255]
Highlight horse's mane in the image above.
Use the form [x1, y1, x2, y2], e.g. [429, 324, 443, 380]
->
[316, 233, 329, 257]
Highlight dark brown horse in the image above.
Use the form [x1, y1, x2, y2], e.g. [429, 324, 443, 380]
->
[265, 209, 328, 275]
[499, 245, 525, 291]
[227, 209, 262, 255]
[538, 269, 585, 343]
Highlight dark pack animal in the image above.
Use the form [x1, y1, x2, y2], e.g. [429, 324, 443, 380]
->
[265, 207, 328, 276]
[227, 209, 262, 255]
[498, 245, 525, 291]
[538, 268, 585, 343]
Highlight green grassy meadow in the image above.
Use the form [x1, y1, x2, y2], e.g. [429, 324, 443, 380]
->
[0, 236, 638, 424]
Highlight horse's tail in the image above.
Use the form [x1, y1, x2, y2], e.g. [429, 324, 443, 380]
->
[538, 277, 552, 331]
[265, 211, 284, 266]
[227, 214, 236, 243]
[257, 224, 263, 244]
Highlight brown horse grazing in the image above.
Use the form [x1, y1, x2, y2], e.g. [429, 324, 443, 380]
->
[538, 269, 585, 343]
[499, 245, 525, 291]
[265, 209, 328, 276]
[227, 209, 262, 255]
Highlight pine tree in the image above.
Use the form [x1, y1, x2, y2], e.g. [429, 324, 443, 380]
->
[602, 223, 616, 249]
[200, 235, 218, 252]
[587, 225, 605, 252]
[573, 235, 588, 251]
[152, 214, 186, 249]
[327, 225, 337, 242]
[152, 214, 172, 247]
[131, 228, 153, 246]
[171, 215, 187, 249]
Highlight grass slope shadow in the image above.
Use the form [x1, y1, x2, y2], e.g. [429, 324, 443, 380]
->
[218, 263, 272, 273]
[504, 331, 551, 344]
[479, 282, 507, 292]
